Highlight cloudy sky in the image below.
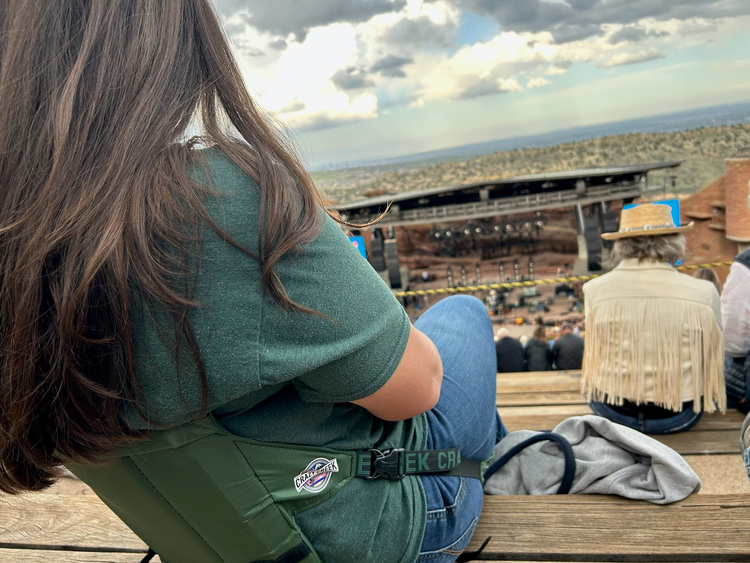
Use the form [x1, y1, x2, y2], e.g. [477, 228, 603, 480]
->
[213, 0, 750, 168]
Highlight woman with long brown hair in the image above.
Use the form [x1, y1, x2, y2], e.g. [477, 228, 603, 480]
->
[525, 325, 552, 371]
[0, 2, 504, 562]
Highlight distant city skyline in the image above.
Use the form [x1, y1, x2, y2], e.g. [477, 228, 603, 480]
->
[213, 0, 750, 168]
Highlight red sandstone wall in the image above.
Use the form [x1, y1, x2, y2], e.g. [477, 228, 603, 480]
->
[681, 176, 725, 220]
[679, 160, 743, 282]
[683, 220, 736, 283]
[725, 159, 750, 242]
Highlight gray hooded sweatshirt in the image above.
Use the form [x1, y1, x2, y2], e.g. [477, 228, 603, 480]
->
[484, 415, 701, 504]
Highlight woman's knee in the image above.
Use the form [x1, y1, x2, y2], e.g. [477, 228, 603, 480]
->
[421, 295, 491, 330]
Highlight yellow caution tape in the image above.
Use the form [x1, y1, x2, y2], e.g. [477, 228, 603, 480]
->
[393, 261, 733, 298]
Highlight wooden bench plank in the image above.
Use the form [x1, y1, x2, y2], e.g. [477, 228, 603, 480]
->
[468, 494, 750, 561]
[497, 373, 581, 385]
[518, 371, 582, 379]
[499, 407, 745, 433]
[656, 430, 739, 455]
[497, 371, 581, 387]
[497, 372, 582, 394]
[499, 405, 595, 432]
[0, 494, 146, 552]
[692, 410, 746, 431]
[0, 548, 160, 562]
[685, 454, 749, 495]
[498, 391, 586, 407]
[497, 380, 583, 394]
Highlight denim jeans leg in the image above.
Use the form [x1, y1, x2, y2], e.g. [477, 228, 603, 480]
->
[413, 295, 507, 562]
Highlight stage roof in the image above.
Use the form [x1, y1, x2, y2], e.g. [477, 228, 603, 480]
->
[333, 160, 683, 212]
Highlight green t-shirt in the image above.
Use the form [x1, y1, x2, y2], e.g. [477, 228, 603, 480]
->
[128, 148, 427, 563]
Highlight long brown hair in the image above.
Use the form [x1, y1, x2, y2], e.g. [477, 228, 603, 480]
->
[0, 0, 328, 493]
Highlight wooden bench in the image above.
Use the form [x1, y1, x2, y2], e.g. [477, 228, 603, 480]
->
[0, 492, 159, 562]
[1, 369, 748, 561]
[465, 369, 750, 560]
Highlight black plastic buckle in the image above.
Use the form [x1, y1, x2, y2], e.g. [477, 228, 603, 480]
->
[366, 448, 405, 480]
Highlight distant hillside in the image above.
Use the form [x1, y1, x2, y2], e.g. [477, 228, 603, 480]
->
[312, 123, 750, 204]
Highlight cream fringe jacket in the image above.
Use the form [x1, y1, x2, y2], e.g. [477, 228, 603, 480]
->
[582, 259, 725, 413]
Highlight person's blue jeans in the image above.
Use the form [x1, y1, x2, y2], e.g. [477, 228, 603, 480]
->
[414, 296, 507, 562]
[589, 401, 702, 434]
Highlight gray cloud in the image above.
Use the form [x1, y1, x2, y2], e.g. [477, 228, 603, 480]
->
[331, 68, 376, 90]
[268, 38, 288, 50]
[552, 24, 604, 43]
[457, 0, 750, 43]
[567, 0, 600, 10]
[231, 37, 266, 58]
[214, 0, 407, 41]
[279, 99, 306, 113]
[609, 25, 669, 44]
[456, 77, 514, 100]
[598, 50, 666, 67]
[300, 114, 370, 132]
[370, 55, 414, 78]
[225, 22, 246, 36]
[382, 15, 458, 47]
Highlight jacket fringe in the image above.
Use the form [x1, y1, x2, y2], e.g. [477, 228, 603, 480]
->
[582, 298, 726, 413]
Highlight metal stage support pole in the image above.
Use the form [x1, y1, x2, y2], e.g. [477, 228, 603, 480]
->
[573, 203, 589, 276]
[598, 201, 611, 269]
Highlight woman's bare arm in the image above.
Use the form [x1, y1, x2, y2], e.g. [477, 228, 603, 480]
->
[351, 324, 443, 421]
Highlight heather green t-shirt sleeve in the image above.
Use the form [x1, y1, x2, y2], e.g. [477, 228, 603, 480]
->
[260, 213, 411, 403]
[129, 149, 411, 426]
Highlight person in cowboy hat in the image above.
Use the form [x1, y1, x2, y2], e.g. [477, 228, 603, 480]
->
[581, 203, 725, 434]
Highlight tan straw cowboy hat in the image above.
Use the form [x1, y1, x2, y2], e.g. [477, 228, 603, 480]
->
[601, 203, 693, 240]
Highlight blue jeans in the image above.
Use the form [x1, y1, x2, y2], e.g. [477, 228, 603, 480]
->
[589, 401, 702, 434]
[414, 296, 507, 563]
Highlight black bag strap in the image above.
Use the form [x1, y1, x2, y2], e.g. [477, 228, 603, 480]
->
[354, 447, 484, 480]
[483, 432, 576, 494]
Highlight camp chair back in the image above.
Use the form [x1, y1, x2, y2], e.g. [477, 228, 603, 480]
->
[66, 417, 343, 563]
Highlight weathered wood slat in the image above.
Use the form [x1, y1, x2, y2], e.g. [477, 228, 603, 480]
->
[656, 429, 739, 455]
[500, 414, 739, 455]
[497, 378, 581, 394]
[499, 406, 745, 433]
[468, 494, 750, 561]
[692, 410, 746, 430]
[0, 493, 146, 552]
[0, 548, 160, 562]
[685, 454, 749, 495]
[499, 404, 594, 432]
[518, 371, 582, 379]
[498, 391, 586, 407]
[497, 372, 581, 394]
[497, 380, 583, 394]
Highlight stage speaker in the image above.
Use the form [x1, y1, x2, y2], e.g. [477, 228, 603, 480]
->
[584, 216, 602, 271]
[602, 211, 618, 235]
[369, 237, 386, 272]
[384, 239, 402, 289]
